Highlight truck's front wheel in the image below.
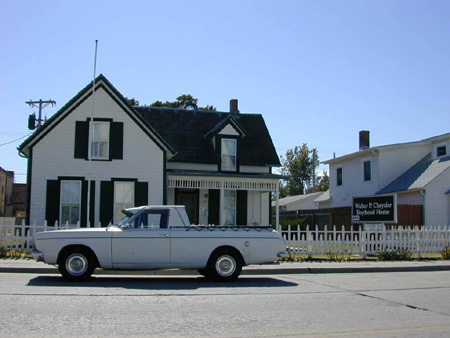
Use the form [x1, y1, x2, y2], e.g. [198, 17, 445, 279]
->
[207, 250, 242, 282]
[57, 247, 96, 281]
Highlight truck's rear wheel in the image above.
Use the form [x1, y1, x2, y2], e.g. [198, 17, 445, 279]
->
[57, 247, 96, 281]
[207, 249, 242, 282]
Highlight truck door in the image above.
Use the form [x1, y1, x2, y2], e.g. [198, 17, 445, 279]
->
[111, 209, 171, 268]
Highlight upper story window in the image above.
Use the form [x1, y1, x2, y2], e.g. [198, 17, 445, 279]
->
[437, 145, 447, 157]
[221, 138, 237, 171]
[363, 160, 372, 182]
[336, 167, 343, 186]
[75, 119, 123, 161]
[91, 122, 110, 159]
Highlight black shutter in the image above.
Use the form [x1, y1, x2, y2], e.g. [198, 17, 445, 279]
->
[80, 180, 95, 227]
[74, 121, 89, 159]
[46, 180, 60, 226]
[89, 181, 95, 226]
[100, 181, 114, 226]
[208, 189, 220, 225]
[110, 122, 124, 160]
[236, 190, 248, 226]
[135, 182, 148, 207]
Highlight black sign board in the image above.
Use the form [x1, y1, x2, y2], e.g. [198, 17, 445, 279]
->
[352, 195, 397, 223]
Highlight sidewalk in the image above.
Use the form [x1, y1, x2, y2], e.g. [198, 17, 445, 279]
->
[2, 258, 450, 276]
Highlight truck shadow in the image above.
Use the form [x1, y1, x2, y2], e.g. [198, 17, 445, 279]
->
[27, 275, 298, 290]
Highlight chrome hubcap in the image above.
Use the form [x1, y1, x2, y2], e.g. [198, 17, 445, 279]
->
[216, 255, 236, 277]
[66, 253, 88, 276]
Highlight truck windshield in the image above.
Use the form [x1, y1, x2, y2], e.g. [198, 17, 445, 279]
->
[115, 210, 136, 227]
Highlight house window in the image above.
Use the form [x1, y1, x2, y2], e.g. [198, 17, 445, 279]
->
[114, 181, 135, 223]
[91, 122, 110, 159]
[75, 120, 124, 161]
[221, 139, 237, 171]
[437, 145, 447, 157]
[223, 190, 236, 225]
[60, 181, 81, 226]
[336, 167, 343, 186]
[363, 160, 372, 182]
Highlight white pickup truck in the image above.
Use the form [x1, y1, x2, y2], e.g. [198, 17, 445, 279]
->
[32, 205, 287, 282]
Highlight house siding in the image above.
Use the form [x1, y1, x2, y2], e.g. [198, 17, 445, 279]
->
[397, 192, 424, 205]
[378, 145, 429, 190]
[328, 154, 380, 208]
[425, 168, 450, 226]
[29, 88, 164, 225]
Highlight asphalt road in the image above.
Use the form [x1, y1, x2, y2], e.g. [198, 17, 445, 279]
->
[1, 271, 450, 337]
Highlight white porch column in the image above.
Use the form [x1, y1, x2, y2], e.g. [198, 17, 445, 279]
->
[219, 182, 224, 225]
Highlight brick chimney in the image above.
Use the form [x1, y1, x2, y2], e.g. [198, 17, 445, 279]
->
[359, 130, 370, 150]
[230, 99, 239, 116]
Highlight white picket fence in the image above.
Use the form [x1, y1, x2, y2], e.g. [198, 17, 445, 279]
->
[2, 219, 450, 257]
[0, 219, 80, 252]
[281, 225, 450, 258]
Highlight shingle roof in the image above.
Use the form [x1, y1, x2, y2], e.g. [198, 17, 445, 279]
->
[134, 106, 280, 166]
[273, 191, 325, 207]
[377, 153, 450, 194]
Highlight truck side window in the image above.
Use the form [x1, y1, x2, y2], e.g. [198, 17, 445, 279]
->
[134, 210, 169, 229]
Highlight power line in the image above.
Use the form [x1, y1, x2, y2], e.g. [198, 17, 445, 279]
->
[0, 133, 33, 147]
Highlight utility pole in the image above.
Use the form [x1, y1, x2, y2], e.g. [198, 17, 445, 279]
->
[26, 99, 56, 129]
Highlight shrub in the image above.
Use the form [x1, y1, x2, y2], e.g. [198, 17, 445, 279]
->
[327, 251, 351, 262]
[279, 252, 307, 262]
[0, 248, 31, 259]
[377, 249, 412, 261]
[441, 247, 450, 260]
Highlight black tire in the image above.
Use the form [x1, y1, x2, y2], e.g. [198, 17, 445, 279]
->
[57, 247, 96, 281]
[206, 249, 243, 282]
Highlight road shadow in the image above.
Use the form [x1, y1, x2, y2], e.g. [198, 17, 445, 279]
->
[27, 275, 298, 290]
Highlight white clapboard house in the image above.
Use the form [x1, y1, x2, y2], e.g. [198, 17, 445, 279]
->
[19, 75, 281, 227]
[318, 131, 450, 226]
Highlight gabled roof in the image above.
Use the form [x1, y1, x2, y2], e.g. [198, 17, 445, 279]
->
[204, 114, 247, 138]
[18, 75, 279, 167]
[134, 106, 280, 166]
[273, 191, 326, 208]
[18, 74, 174, 157]
[323, 132, 450, 165]
[377, 153, 450, 194]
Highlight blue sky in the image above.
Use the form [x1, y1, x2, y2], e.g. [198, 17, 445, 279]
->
[1, 0, 449, 183]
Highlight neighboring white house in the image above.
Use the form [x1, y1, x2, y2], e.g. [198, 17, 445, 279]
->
[18, 75, 282, 227]
[317, 131, 450, 226]
[273, 192, 324, 212]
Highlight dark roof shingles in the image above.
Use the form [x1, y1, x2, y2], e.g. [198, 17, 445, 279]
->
[134, 107, 280, 166]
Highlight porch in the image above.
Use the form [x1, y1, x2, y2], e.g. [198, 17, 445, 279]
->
[167, 172, 281, 227]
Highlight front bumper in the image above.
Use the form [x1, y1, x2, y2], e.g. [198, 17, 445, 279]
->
[277, 251, 289, 258]
[32, 251, 44, 262]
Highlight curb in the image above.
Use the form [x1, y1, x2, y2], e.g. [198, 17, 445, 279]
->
[2, 264, 450, 276]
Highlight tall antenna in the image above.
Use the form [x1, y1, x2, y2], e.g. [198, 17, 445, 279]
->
[87, 40, 98, 227]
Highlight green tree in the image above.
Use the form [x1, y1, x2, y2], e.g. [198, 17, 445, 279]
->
[150, 94, 216, 110]
[125, 97, 140, 106]
[307, 170, 329, 193]
[316, 170, 329, 192]
[125, 95, 216, 110]
[280, 144, 319, 196]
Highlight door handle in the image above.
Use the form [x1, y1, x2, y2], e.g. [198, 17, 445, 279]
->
[159, 233, 170, 238]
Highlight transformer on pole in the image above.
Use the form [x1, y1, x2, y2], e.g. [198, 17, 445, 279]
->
[26, 99, 56, 130]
